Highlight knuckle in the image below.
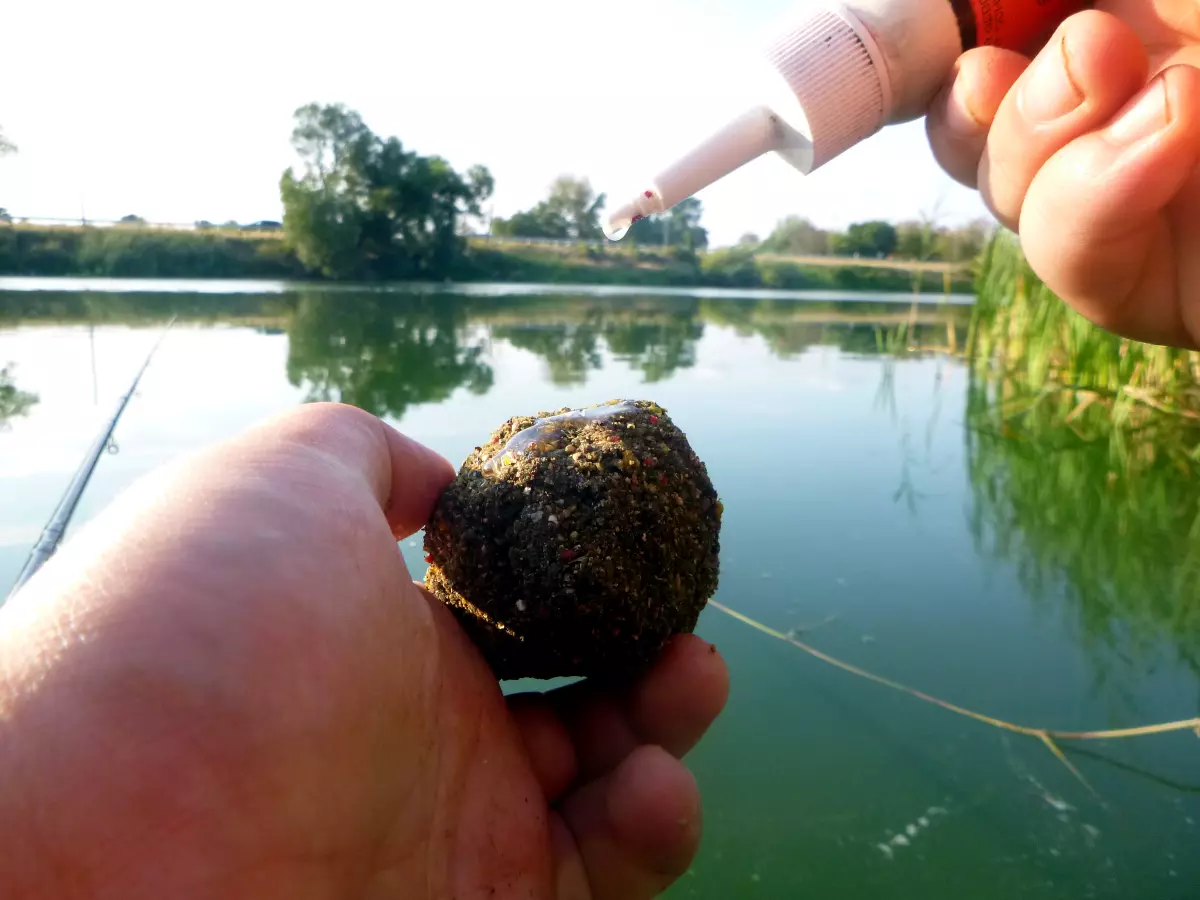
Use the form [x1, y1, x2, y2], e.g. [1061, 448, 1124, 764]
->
[273, 401, 378, 445]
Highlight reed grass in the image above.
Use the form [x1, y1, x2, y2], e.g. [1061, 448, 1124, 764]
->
[704, 237, 1200, 799]
[966, 234, 1200, 679]
[969, 231, 1200, 413]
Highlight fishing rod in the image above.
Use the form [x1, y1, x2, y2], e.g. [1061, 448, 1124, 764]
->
[6, 316, 177, 601]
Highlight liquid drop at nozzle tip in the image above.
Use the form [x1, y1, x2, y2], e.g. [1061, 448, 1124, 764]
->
[602, 218, 631, 242]
[601, 192, 656, 242]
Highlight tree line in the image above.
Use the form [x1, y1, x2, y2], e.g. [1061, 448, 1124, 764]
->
[275, 105, 990, 272]
[0, 108, 990, 283]
[743, 215, 992, 263]
[487, 177, 989, 264]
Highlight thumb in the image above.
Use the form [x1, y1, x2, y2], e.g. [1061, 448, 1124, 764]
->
[1019, 64, 1200, 347]
[235, 402, 457, 537]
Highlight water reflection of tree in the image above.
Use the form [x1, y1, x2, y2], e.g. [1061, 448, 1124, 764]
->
[965, 370, 1200, 679]
[604, 315, 704, 382]
[285, 292, 493, 420]
[699, 298, 968, 359]
[492, 310, 704, 385]
[488, 297, 964, 386]
[0, 363, 37, 428]
[493, 323, 603, 386]
[0, 290, 293, 326]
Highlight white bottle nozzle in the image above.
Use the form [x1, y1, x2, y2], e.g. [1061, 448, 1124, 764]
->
[603, 1, 890, 242]
[602, 106, 810, 241]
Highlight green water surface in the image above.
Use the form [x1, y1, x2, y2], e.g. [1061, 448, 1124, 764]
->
[1, 279, 1196, 899]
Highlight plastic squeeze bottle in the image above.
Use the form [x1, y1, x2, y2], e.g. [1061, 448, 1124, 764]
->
[603, 0, 1090, 239]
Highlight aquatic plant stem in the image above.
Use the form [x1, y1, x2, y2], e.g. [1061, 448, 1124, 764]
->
[1037, 733, 1097, 797]
[708, 600, 1200, 794]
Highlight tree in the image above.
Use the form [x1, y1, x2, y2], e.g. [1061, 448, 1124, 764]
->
[459, 165, 495, 236]
[893, 215, 993, 263]
[627, 197, 708, 251]
[279, 103, 494, 280]
[491, 175, 605, 241]
[894, 220, 933, 260]
[491, 206, 566, 240]
[0, 128, 15, 157]
[760, 217, 829, 255]
[831, 221, 897, 257]
[544, 176, 605, 241]
[939, 218, 993, 262]
[893, 198, 946, 264]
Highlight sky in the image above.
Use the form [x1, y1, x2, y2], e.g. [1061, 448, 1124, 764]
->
[0, 0, 993, 247]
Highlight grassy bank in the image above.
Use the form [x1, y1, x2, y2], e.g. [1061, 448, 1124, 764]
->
[0, 225, 306, 279]
[0, 224, 975, 292]
[463, 241, 972, 292]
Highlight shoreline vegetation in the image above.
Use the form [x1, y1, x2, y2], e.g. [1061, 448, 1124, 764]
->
[0, 102, 984, 294]
[0, 223, 975, 294]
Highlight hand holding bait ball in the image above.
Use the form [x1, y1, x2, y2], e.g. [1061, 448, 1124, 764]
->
[423, 0, 1091, 680]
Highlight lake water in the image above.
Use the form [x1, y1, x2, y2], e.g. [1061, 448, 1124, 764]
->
[2, 279, 1197, 898]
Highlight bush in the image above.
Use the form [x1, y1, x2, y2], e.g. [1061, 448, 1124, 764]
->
[699, 248, 761, 288]
[0, 226, 306, 279]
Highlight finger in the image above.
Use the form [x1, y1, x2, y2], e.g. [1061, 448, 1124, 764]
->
[556, 745, 701, 900]
[1020, 65, 1200, 347]
[508, 695, 579, 801]
[926, 47, 1029, 188]
[625, 635, 729, 759]
[549, 634, 729, 780]
[551, 816, 592, 900]
[980, 10, 1149, 230]
[241, 402, 456, 537]
[375, 419, 457, 538]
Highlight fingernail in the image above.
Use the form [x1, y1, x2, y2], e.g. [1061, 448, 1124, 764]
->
[1018, 34, 1083, 123]
[944, 76, 985, 139]
[1106, 76, 1170, 146]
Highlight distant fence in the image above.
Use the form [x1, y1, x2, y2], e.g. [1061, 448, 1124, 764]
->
[0, 215, 284, 236]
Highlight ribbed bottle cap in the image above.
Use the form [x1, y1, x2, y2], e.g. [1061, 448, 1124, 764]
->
[763, 4, 889, 171]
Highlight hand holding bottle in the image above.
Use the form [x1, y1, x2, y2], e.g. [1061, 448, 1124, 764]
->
[926, 7, 1200, 348]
